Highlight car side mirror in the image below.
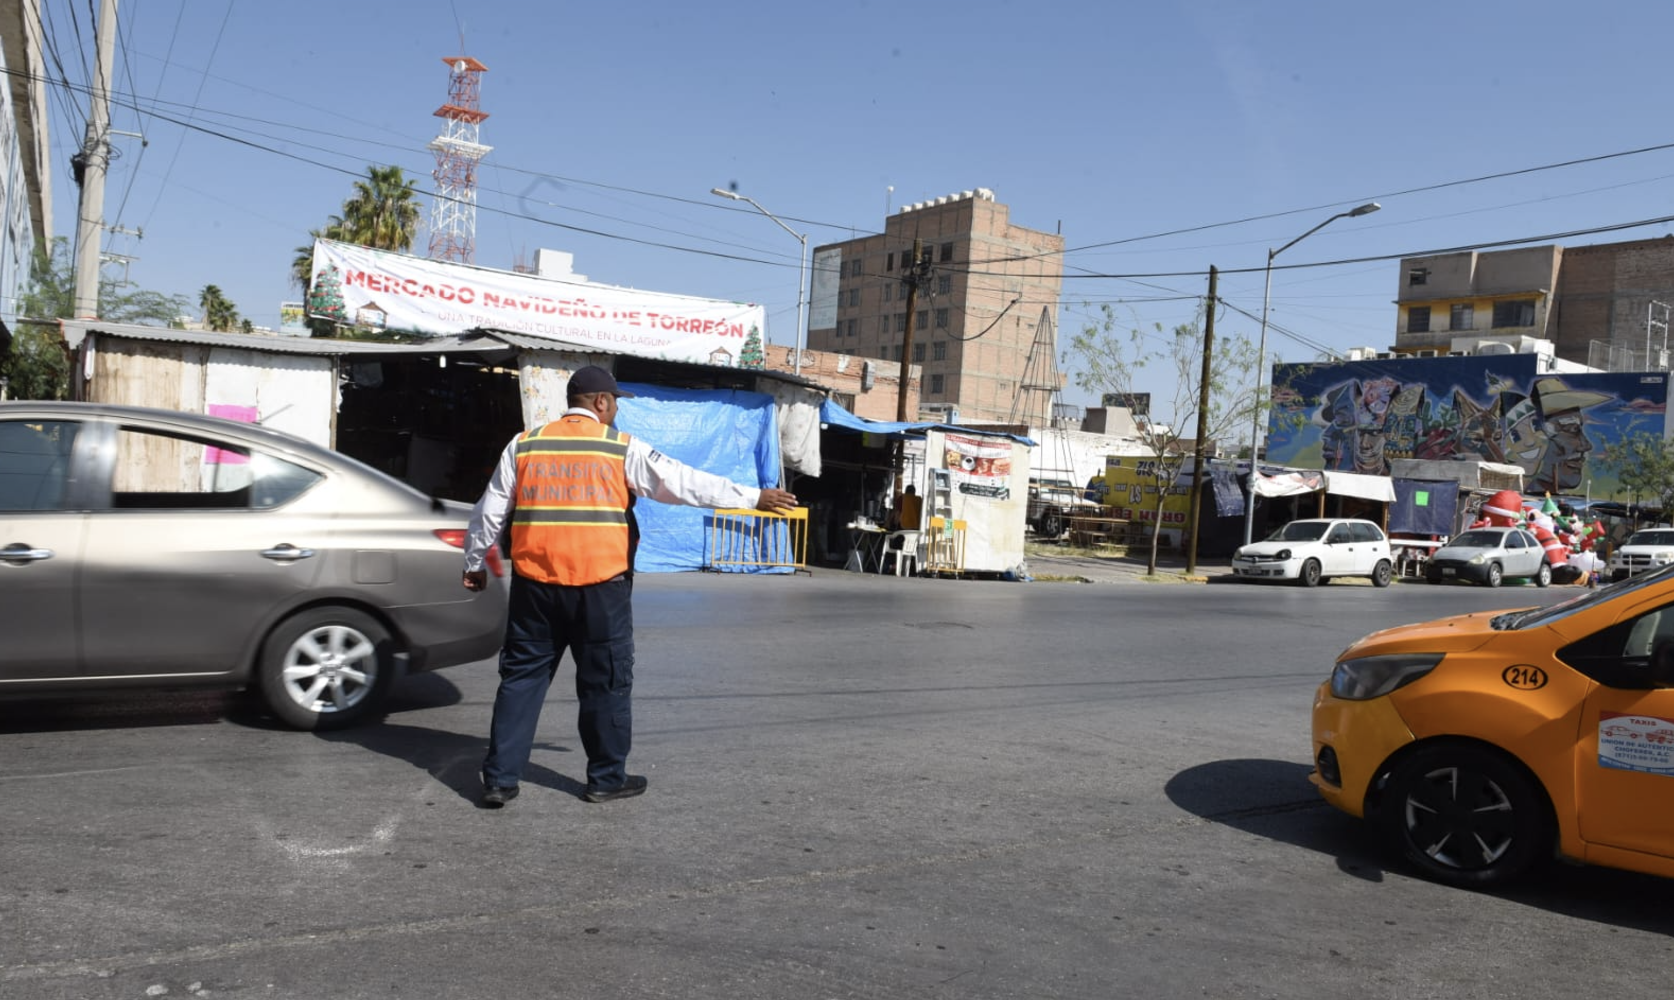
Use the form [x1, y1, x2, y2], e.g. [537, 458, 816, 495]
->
[1652, 640, 1674, 689]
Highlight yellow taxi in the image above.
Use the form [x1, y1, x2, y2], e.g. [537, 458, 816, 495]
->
[1312, 563, 1674, 887]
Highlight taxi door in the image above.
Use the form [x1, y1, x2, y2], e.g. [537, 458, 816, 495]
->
[1568, 599, 1674, 858]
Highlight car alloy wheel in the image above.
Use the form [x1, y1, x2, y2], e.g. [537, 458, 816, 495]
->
[1485, 562, 1504, 587]
[1379, 744, 1552, 888]
[1371, 559, 1393, 588]
[1535, 563, 1552, 588]
[258, 607, 393, 730]
[1298, 558, 1322, 588]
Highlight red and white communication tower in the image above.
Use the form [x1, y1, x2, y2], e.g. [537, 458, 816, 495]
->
[427, 56, 491, 263]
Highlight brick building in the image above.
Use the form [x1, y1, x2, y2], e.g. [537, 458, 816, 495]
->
[762, 344, 917, 422]
[805, 189, 1064, 423]
[1392, 236, 1674, 369]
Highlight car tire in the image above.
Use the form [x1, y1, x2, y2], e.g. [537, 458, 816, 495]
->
[1371, 559, 1393, 588]
[258, 607, 394, 731]
[1485, 562, 1504, 588]
[1038, 508, 1064, 541]
[1377, 743, 1553, 888]
[1298, 558, 1322, 588]
[1534, 563, 1552, 588]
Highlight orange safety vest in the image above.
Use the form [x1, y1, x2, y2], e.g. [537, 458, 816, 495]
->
[509, 416, 634, 585]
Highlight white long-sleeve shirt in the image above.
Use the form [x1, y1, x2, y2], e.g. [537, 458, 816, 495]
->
[463, 408, 764, 572]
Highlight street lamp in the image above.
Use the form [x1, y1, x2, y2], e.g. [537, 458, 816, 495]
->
[1242, 201, 1381, 546]
[711, 187, 809, 378]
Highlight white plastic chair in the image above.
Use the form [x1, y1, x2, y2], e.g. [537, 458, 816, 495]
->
[882, 529, 921, 576]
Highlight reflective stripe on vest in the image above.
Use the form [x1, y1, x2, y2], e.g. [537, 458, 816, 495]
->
[509, 417, 633, 585]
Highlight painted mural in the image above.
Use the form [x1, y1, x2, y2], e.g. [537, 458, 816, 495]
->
[1264, 355, 1670, 501]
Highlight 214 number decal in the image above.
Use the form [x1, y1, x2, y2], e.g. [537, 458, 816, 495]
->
[1502, 664, 1549, 690]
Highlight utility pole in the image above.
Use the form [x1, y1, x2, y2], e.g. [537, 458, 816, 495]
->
[893, 237, 931, 502]
[1185, 267, 1217, 575]
[73, 0, 119, 318]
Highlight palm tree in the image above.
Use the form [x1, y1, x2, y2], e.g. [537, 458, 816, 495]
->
[339, 165, 421, 253]
[199, 284, 239, 332]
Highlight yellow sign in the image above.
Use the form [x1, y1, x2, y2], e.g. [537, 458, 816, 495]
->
[1097, 457, 1192, 526]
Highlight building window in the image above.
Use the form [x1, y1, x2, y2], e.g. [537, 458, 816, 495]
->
[1408, 268, 1429, 286]
[1450, 303, 1474, 331]
[930, 374, 945, 394]
[913, 343, 925, 362]
[933, 341, 947, 361]
[883, 284, 892, 302]
[1408, 306, 1431, 333]
[847, 288, 860, 307]
[1492, 299, 1536, 328]
[940, 242, 953, 262]
[935, 308, 948, 329]
[846, 318, 856, 337]
[886, 252, 894, 271]
[916, 310, 929, 330]
[895, 313, 906, 333]
[938, 274, 951, 295]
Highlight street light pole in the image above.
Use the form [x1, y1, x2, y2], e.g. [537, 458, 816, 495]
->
[711, 188, 808, 377]
[1241, 201, 1381, 546]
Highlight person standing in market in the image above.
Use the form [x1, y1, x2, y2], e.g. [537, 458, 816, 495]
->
[461, 365, 798, 807]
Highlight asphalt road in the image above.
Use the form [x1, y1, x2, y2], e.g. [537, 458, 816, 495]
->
[1, 572, 1664, 999]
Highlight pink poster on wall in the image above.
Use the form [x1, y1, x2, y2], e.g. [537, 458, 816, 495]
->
[206, 404, 256, 464]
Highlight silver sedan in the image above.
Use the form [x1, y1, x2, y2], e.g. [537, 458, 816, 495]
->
[0, 401, 508, 728]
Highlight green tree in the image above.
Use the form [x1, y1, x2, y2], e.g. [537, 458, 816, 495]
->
[294, 165, 421, 337]
[0, 238, 190, 399]
[199, 284, 240, 332]
[1593, 431, 1674, 517]
[1070, 300, 1260, 575]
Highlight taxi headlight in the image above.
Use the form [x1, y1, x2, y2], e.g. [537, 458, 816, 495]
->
[1329, 654, 1444, 700]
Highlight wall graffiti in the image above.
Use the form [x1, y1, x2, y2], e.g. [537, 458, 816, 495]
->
[1264, 355, 1669, 500]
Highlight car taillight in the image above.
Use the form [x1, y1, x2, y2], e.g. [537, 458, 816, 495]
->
[434, 528, 504, 578]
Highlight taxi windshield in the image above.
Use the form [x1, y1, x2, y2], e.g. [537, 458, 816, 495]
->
[1499, 562, 1674, 630]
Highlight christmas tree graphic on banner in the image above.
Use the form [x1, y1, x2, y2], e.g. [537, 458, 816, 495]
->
[307, 265, 346, 324]
[739, 324, 764, 369]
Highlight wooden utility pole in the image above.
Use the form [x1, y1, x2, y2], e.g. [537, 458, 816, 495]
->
[892, 238, 929, 504]
[73, 0, 119, 318]
[1186, 266, 1217, 574]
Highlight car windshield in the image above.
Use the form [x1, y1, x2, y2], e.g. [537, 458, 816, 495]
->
[1494, 561, 1674, 630]
[1269, 522, 1328, 542]
[1627, 530, 1674, 546]
[1449, 529, 1505, 548]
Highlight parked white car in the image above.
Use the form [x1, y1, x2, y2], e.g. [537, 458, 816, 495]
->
[1231, 518, 1394, 588]
[1608, 528, 1674, 582]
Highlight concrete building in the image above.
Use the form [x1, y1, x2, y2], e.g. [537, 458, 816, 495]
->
[1392, 237, 1674, 370]
[762, 343, 916, 423]
[805, 188, 1064, 424]
[0, 0, 52, 338]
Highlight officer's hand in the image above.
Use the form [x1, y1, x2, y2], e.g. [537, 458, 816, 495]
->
[755, 488, 798, 514]
[462, 570, 487, 592]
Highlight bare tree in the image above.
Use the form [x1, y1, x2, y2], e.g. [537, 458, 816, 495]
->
[1069, 300, 1260, 575]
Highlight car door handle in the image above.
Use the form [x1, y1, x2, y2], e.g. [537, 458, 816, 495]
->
[0, 543, 54, 564]
[261, 544, 317, 562]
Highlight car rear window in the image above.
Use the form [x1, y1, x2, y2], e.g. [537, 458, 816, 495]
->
[0, 419, 79, 511]
[106, 426, 322, 510]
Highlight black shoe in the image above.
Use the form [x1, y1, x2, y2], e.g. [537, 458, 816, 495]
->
[584, 775, 648, 803]
[482, 784, 519, 808]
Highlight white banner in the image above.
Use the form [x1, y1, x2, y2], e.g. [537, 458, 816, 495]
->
[307, 240, 767, 365]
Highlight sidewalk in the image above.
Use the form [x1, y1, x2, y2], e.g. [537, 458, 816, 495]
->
[1025, 546, 1237, 584]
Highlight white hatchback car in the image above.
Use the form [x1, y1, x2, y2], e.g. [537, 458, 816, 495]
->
[1231, 517, 1394, 588]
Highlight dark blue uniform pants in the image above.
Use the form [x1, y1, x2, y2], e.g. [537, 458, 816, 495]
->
[482, 573, 635, 791]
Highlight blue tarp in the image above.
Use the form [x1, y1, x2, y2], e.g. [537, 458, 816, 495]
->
[616, 382, 783, 573]
[817, 399, 1035, 445]
[1389, 479, 1459, 536]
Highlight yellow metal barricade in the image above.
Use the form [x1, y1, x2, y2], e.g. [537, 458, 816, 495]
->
[706, 507, 809, 573]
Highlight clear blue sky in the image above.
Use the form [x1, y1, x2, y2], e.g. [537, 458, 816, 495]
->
[40, 0, 1674, 419]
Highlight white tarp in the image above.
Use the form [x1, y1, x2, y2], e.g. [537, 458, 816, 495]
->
[1252, 468, 1325, 498]
[1323, 471, 1398, 502]
[308, 239, 767, 364]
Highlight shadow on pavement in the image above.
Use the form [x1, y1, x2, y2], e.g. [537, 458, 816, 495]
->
[315, 718, 589, 806]
[1166, 757, 1674, 932]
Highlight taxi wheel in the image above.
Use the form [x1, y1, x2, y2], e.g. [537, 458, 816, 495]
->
[1371, 560, 1393, 588]
[258, 607, 394, 731]
[1298, 559, 1322, 588]
[1379, 744, 1553, 888]
[1535, 563, 1552, 588]
[1485, 562, 1504, 588]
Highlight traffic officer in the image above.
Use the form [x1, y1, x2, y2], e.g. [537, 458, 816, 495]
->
[462, 365, 797, 807]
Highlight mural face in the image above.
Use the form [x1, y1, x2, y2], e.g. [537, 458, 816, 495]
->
[1265, 356, 1669, 500]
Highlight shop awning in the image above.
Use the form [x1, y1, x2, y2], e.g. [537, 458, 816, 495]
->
[1323, 471, 1398, 503]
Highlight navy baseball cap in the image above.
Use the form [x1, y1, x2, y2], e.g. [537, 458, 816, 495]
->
[568, 365, 634, 397]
